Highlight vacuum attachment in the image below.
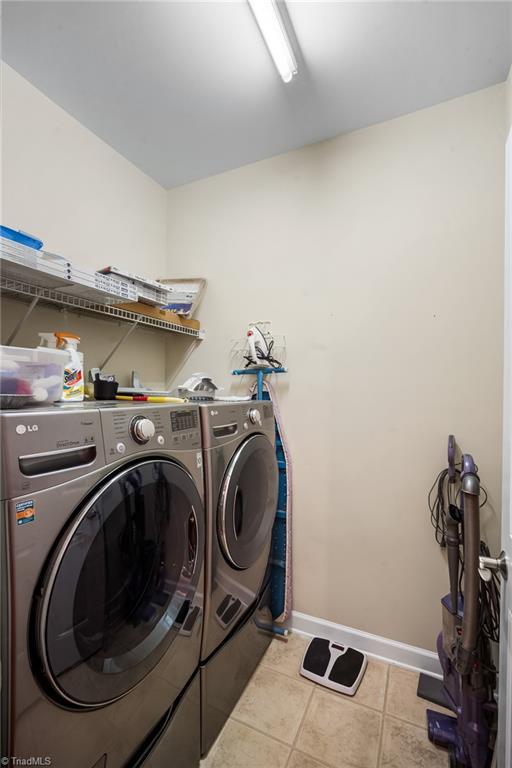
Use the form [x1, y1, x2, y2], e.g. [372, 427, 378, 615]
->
[300, 637, 367, 696]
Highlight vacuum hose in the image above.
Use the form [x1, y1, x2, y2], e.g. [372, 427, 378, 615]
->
[457, 454, 480, 676]
[446, 434, 459, 615]
[445, 513, 460, 616]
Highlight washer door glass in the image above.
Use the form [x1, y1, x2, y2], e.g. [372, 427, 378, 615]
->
[33, 459, 203, 709]
[218, 434, 278, 569]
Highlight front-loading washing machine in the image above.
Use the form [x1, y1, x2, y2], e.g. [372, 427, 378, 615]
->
[0, 402, 205, 768]
[199, 401, 278, 755]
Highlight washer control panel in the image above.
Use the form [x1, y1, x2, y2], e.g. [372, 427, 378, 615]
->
[170, 409, 198, 433]
[169, 408, 200, 448]
[101, 404, 201, 461]
[0, 408, 106, 496]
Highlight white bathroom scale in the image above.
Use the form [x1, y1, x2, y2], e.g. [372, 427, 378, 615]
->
[300, 637, 367, 696]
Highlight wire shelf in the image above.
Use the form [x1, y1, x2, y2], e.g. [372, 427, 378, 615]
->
[1, 276, 204, 339]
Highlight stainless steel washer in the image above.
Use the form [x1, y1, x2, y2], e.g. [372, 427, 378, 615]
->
[199, 401, 278, 755]
[0, 402, 205, 768]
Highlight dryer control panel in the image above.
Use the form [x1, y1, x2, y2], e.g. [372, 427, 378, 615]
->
[100, 404, 201, 461]
[199, 400, 275, 450]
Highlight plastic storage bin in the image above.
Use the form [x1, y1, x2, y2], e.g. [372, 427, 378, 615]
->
[0, 345, 68, 408]
[0, 226, 43, 250]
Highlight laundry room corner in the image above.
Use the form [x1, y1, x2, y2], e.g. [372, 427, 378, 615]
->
[165, 83, 506, 655]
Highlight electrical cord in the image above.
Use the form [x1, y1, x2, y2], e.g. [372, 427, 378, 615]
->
[428, 461, 498, 646]
[244, 337, 282, 369]
[427, 466, 461, 546]
[428, 464, 488, 546]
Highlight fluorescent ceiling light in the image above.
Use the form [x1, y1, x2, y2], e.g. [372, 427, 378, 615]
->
[248, 0, 298, 83]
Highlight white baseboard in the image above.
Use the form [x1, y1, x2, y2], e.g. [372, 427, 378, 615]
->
[288, 610, 442, 679]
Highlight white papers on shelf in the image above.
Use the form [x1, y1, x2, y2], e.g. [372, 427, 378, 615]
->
[1, 239, 204, 313]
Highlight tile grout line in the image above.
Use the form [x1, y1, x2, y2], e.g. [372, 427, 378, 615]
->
[291, 746, 354, 768]
[384, 712, 431, 732]
[261, 656, 393, 768]
[229, 714, 298, 750]
[283, 683, 316, 768]
[229, 660, 315, 753]
[313, 678, 389, 715]
[227, 655, 314, 757]
[228, 653, 394, 768]
[259, 659, 313, 689]
[285, 663, 391, 768]
[261, 659, 391, 716]
[228, 681, 316, 766]
[376, 664, 390, 768]
[383, 667, 447, 732]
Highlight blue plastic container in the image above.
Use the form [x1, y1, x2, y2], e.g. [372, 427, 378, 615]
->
[0, 226, 43, 250]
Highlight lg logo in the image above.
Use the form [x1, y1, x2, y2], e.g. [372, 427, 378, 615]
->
[15, 424, 39, 435]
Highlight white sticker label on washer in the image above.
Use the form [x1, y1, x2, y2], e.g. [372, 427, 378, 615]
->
[196, 452, 202, 468]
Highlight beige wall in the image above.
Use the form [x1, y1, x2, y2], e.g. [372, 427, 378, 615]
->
[1, 64, 169, 386]
[167, 84, 506, 650]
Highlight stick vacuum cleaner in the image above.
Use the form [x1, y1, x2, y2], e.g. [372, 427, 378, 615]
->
[420, 436, 500, 768]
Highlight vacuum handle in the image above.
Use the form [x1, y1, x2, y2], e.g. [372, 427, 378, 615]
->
[447, 434, 456, 483]
[457, 454, 480, 675]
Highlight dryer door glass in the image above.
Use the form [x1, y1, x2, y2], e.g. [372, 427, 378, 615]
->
[218, 434, 278, 569]
[33, 459, 204, 708]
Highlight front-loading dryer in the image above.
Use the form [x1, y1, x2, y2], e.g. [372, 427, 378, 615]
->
[0, 402, 205, 768]
[199, 401, 278, 755]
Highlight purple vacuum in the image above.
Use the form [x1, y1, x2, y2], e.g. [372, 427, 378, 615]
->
[418, 436, 499, 768]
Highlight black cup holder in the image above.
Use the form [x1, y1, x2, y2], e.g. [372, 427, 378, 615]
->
[93, 375, 119, 401]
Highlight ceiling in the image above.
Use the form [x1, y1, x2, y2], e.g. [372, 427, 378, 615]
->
[2, 1, 511, 189]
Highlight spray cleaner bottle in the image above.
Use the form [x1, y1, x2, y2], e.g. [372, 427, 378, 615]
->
[54, 333, 84, 401]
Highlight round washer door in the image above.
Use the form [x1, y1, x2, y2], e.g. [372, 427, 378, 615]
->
[218, 433, 278, 570]
[32, 459, 204, 709]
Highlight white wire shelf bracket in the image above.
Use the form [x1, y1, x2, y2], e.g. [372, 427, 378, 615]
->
[1, 277, 204, 339]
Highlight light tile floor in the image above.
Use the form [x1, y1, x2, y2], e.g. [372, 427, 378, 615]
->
[201, 633, 452, 768]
